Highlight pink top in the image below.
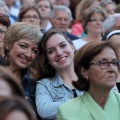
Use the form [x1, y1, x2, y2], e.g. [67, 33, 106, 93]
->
[71, 22, 84, 37]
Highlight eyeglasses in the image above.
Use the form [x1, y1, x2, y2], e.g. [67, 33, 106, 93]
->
[88, 19, 105, 23]
[23, 15, 40, 20]
[89, 60, 119, 69]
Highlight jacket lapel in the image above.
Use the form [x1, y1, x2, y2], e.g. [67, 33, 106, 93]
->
[81, 92, 110, 120]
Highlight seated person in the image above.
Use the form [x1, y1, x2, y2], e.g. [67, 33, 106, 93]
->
[49, 5, 79, 41]
[57, 41, 120, 120]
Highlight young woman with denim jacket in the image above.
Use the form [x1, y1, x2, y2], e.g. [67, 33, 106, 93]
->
[36, 29, 83, 120]
[4, 22, 42, 119]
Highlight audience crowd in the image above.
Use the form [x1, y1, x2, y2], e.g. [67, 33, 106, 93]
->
[0, 0, 120, 120]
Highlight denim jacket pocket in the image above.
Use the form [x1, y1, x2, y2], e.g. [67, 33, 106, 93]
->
[51, 93, 65, 102]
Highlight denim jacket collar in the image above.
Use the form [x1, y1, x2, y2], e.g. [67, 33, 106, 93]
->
[22, 68, 32, 82]
[21, 68, 36, 96]
[52, 73, 64, 87]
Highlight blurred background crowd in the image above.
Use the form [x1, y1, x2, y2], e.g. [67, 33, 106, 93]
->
[0, 0, 120, 120]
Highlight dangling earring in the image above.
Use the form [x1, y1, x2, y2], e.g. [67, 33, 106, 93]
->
[4, 49, 10, 66]
[86, 77, 89, 81]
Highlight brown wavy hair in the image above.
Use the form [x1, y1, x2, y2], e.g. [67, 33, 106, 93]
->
[0, 13, 10, 28]
[73, 41, 118, 91]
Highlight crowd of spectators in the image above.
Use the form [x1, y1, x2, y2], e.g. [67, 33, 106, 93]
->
[0, 0, 120, 120]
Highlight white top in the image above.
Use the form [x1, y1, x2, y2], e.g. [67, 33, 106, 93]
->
[112, 85, 119, 93]
[106, 30, 120, 39]
[45, 21, 52, 32]
[72, 39, 87, 50]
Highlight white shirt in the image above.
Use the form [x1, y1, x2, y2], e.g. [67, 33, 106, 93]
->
[72, 39, 87, 50]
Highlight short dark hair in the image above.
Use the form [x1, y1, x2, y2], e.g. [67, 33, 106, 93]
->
[73, 41, 118, 91]
[0, 13, 10, 28]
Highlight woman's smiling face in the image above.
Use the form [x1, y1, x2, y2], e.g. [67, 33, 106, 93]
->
[9, 39, 39, 69]
[46, 34, 74, 71]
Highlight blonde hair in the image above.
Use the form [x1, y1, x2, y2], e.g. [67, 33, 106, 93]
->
[82, 7, 106, 34]
[4, 22, 42, 48]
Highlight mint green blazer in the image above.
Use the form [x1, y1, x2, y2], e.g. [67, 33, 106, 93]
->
[57, 92, 120, 120]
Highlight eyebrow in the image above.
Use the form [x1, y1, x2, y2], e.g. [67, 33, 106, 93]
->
[19, 41, 38, 48]
[46, 41, 67, 52]
[97, 58, 117, 61]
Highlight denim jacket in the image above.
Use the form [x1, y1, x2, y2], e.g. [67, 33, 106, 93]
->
[21, 68, 36, 110]
[36, 73, 83, 120]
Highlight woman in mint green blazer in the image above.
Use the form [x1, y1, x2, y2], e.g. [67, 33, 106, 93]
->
[57, 41, 120, 120]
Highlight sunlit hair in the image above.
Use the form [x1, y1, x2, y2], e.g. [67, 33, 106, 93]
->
[0, 97, 36, 120]
[73, 41, 118, 91]
[38, 29, 73, 79]
[82, 6, 106, 34]
[4, 22, 42, 49]
[18, 3, 41, 22]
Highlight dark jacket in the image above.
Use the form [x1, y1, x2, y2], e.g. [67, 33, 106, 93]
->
[66, 32, 79, 41]
[0, 56, 7, 66]
[21, 68, 36, 108]
[21, 68, 42, 120]
[49, 27, 79, 41]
